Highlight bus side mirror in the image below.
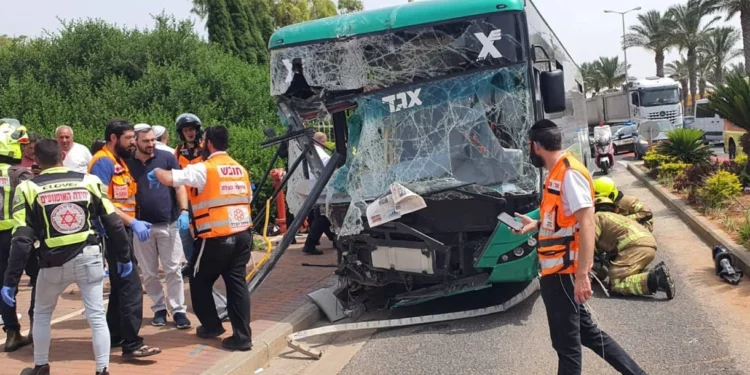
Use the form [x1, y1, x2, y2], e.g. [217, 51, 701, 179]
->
[540, 70, 566, 113]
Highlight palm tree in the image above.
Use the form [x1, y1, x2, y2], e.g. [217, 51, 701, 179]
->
[718, 0, 750, 75]
[665, 0, 722, 112]
[708, 74, 750, 174]
[596, 56, 627, 89]
[696, 53, 712, 98]
[700, 26, 743, 85]
[727, 62, 747, 76]
[581, 61, 603, 96]
[666, 57, 690, 104]
[624, 10, 674, 77]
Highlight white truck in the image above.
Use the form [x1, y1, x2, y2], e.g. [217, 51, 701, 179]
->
[586, 77, 684, 127]
[686, 98, 724, 145]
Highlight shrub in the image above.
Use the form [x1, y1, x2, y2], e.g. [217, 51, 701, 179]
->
[720, 153, 750, 186]
[659, 162, 690, 178]
[739, 212, 750, 246]
[643, 148, 677, 169]
[674, 162, 720, 204]
[698, 170, 743, 209]
[657, 128, 714, 164]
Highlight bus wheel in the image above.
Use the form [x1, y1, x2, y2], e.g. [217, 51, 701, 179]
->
[729, 140, 736, 160]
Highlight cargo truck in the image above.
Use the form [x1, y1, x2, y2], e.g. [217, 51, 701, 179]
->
[586, 76, 684, 127]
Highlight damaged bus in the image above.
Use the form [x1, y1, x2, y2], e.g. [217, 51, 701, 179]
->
[265, 0, 590, 306]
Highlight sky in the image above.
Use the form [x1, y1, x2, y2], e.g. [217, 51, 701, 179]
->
[2, 0, 744, 79]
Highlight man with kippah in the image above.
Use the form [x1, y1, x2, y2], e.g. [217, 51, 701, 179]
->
[514, 119, 645, 375]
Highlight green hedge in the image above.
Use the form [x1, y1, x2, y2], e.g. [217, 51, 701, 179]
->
[0, 14, 286, 210]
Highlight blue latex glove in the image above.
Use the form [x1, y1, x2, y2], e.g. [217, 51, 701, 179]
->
[1, 286, 16, 307]
[117, 262, 133, 278]
[177, 212, 189, 231]
[131, 219, 153, 242]
[147, 170, 162, 189]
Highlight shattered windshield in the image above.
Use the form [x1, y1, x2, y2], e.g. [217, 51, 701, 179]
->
[327, 66, 535, 236]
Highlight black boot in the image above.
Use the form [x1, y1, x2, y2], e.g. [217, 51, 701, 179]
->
[648, 264, 675, 300]
[20, 364, 50, 375]
[97, 367, 110, 375]
[5, 330, 32, 352]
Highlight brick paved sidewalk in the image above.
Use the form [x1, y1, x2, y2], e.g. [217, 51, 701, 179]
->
[0, 237, 337, 375]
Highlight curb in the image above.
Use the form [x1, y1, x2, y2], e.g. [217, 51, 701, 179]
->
[626, 162, 750, 275]
[202, 278, 342, 375]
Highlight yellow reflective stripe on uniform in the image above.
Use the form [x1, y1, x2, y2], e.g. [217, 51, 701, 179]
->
[633, 202, 643, 211]
[44, 231, 93, 248]
[194, 219, 252, 233]
[0, 164, 12, 230]
[191, 196, 251, 211]
[618, 232, 650, 251]
[11, 181, 31, 235]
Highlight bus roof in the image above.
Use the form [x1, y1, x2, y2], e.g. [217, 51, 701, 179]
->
[268, 0, 524, 49]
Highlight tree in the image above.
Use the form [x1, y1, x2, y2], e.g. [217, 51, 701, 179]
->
[700, 26, 742, 85]
[249, 0, 276, 44]
[581, 61, 603, 96]
[206, 0, 238, 55]
[310, 0, 337, 19]
[596, 56, 627, 89]
[666, 57, 690, 104]
[625, 10, 673, 77]
[338, 0, 364, 13]
[273, 0, 311, 28]
[708, 74, 750, 176]
[0, 35, 27, 48]
[727, 62, 747, 76]
[719, 0, 750, 75]
[665, 0, 721, 112]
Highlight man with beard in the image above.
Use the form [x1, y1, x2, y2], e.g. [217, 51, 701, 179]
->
[127, 125, 191, 329]
[88, 119, 161, 359]
[513, 119, 643, 375]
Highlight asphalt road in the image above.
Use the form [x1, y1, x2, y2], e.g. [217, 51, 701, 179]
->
[263, 158, 750, 375]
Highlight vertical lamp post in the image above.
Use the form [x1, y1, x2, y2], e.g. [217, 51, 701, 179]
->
[605, 6, 641, 119]
[604, 7, 641, 84]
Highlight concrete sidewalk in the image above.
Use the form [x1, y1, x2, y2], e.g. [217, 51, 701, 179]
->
[0, 237, 338, 374]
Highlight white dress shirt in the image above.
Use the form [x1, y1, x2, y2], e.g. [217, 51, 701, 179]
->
[308, 144, 331, 182]
[63, 142, 92, 173]
[171, 151, 227, 194]
[155, 141, 175, 154]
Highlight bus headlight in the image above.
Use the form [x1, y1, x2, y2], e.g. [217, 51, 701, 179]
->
[513, 247, 525, 257]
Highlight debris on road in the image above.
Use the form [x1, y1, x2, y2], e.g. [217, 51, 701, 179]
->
[713, 246, 743, 285]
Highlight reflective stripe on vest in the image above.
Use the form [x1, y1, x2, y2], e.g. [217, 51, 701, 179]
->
[537, 153, 594, 276]
[0, 164, 13, 231]
[89, 148, 137, 218]
[175, 143, 204, 169]
[188, 154, 252, 239]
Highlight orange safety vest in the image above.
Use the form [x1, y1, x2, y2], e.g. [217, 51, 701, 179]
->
[537, 153, 594, 276]
[175, 141, 204, 169]
[88, 147, 137, 218]
[189, 153, 252, 239]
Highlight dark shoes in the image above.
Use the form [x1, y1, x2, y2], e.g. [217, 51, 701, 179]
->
[151, 310, 168, 327]
[649, 262, 676, 300]
[181, 263, 193, 278]
[97, 368, 109, 375]
[5, 330, 32, 352]
[302, 247, 323, 255]
[20, 364, 49, 375]
[174, 312, 192, 329]
[196, 325, 226, 339]
[222, 336, 252, 351]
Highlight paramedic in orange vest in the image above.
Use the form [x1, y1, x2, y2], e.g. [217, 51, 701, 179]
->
[88, 119, 161, 358]
[514, 119, 644, 375]
[149, 125, 252, 352]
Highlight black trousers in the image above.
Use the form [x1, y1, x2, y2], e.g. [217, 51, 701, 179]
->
[304, 210, 334, 250]
[0, 229, 38, 332]
[190, 231, 252, 343]
[540, 274, 646, 375]
[105, 230, 145, 352]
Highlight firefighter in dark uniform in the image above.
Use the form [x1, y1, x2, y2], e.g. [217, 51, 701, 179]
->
[1, 138, 133, 375]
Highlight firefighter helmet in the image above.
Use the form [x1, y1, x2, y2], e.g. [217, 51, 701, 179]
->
[594, 196, 617, 213]
[175, 113, 202, 142]
[0, 119, 29, 162]
[594, 177, 620, 201]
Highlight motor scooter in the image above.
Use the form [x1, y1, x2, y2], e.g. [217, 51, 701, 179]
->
[593, 124, 614, 174]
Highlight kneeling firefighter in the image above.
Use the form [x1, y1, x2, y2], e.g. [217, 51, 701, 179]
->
[594, 176, 653, 232]
[593, 197, 675, 299]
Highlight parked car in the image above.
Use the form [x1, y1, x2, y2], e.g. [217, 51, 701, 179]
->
[612, 124, 636, 154]
[634, 119, 674, 159]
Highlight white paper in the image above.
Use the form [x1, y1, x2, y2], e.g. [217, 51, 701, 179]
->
[366, 182, 427, 228]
